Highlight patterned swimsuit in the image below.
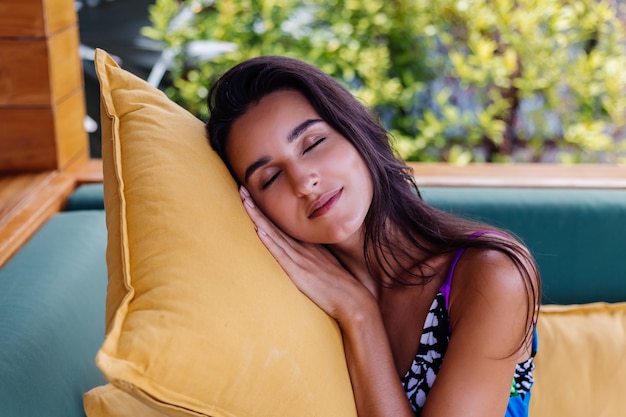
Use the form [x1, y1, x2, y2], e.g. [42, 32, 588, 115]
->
[400, 239, 537, 416]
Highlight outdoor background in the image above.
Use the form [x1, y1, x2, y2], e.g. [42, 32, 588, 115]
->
[80, 0, 626, 164]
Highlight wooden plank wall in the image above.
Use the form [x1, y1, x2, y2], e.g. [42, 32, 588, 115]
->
[0, 0, 95, 267]
[0, 0, 88, 172]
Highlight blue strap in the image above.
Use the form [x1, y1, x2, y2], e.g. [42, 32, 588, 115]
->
[506, 390, 532, 417]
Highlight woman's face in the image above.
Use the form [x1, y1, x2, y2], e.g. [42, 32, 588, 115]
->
[226, 90, 373, 245]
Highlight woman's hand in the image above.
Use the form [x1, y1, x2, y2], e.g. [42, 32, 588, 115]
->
[239, 186, 371, 322]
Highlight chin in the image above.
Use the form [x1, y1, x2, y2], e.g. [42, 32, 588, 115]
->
[322, 224, 364, 246]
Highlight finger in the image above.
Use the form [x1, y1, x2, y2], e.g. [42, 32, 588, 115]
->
[239, 187, 272, 229]
[255, 226, 303, 273]
[240, 185, 251, 198]
[238, 187, 297, 250]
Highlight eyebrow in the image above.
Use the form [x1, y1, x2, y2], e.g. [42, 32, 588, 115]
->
[243, 118, 324, 183]
[287, 118, 323, 143]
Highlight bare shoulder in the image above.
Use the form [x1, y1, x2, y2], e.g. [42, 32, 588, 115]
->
[446, 246, 537, 353]
[451, 246, 534, 301]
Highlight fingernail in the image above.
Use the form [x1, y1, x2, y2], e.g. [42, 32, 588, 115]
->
[257, 227, 267, 236]
[244, 197, 254, 208]
[240, 186, 250, 197]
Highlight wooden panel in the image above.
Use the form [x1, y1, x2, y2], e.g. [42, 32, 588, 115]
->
[0, 0, 90, 264]
[0, 39, 51, 106]
[54, 88, 89, 169]
[0, 107, 57, 171]
[0, 89, 87, 172]
[0, 1, 46, 38]
[0, 170, 75, 268]
[0, 171, 52, 220]
[49, 24, 83, 103]
[67, 158, 104, 184]
[409, 162, 626, 189]
[0, 0, 76, 38]
[43, 0, 77, 35]
[0, 25, 81, 106]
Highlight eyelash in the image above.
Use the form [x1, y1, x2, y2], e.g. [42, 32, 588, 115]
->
[261, 137, 327, 190]
[304, 137, 326, 153]
[261, 173, 279, 190]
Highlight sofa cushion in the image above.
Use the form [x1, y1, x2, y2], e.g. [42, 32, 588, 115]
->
[531, 302, 626, 417]
[92, 48, 356, 417]
[0, 211, 108, 417]
[84, 384, 167, 417]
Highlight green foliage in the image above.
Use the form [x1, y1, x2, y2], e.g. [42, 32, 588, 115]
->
[143, 0, 626, 163]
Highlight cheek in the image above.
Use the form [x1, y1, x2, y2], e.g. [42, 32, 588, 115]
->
[256, 195, 296, 231]
[344, 148, 371, 184]
[348, 154, 374, 205]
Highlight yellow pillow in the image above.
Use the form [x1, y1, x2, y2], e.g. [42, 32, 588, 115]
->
[531, 302, 626, 417]
[91, 48, 357, 417]
[84, 384, 167, 417]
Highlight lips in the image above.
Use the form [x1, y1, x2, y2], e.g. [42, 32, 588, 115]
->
[308, 188, 343, 219]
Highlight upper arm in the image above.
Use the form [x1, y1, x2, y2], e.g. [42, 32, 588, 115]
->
[422, 248, 536, 417]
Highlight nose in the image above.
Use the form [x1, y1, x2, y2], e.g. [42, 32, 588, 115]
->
[288, 164, 319, 197]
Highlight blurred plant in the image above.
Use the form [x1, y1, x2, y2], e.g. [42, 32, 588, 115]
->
[143, 0, 626, 163]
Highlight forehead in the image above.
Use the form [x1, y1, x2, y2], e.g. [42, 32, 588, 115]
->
[236, 89, 317, 132]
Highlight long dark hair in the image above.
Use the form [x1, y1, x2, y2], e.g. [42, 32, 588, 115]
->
[206, 56, 540, 335]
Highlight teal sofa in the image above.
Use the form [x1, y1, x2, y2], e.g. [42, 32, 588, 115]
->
[1, 183, 625, 417]
[0, 186, 107, 417]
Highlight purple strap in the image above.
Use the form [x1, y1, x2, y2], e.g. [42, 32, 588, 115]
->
[440, 230, 506, 310]
[441, 248, 466, 311]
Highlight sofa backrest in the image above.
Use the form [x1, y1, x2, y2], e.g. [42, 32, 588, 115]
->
[422, 186, 626, 305]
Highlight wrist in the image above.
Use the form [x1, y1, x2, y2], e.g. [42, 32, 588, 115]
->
[336, 292, 381, 336]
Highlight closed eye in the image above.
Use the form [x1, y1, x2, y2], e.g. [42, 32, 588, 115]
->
[261, 171, 280, 190]
[304, 137, 326, 153]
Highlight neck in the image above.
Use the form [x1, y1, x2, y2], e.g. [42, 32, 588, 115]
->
[327, 225, 413, 300]
[329, 224, 437, 300]
[327, 231, 382, 299]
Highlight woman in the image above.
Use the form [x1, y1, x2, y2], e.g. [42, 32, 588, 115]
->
[206, 56, 540, 417]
